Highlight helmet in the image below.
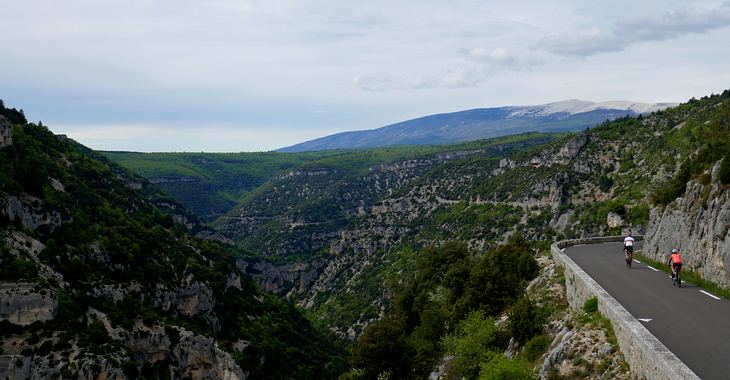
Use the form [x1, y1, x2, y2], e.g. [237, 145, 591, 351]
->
[671, 248, 678, 253]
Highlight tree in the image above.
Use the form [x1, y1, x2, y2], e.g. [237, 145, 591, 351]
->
[443, 311, 499, 379]
[351, 315, 413, 380]
[508, 296, 545, 344]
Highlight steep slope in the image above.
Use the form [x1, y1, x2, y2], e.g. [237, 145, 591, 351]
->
[101, 150, 340, 222]
[101, 91, 729, 345]
[642, 98, 730, 288]
[209, 91, 729, 337]
[0, 106, 347, 379]
[214, 134, 562, 262]
[278, 100, 675, 152]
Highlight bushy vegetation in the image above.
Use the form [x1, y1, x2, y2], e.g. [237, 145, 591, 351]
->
[0, 99, 27, 125]
[649, 96, 730, 204]
[419, 202, 523, 242]
[0, 111, 348, 378]
[102, 150, 339, 221]
[345, 238, 541, 379]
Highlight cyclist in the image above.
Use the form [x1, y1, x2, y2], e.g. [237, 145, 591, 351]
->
[623, 232, 635, 265]
[668, 248, 682, 282]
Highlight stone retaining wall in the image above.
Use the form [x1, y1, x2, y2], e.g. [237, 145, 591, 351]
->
[552, 237, 699, 380]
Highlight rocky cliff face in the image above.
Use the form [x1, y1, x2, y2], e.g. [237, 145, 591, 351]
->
[645, 160, 730, 288]
[0, 121, 348, 379]
[0, 283, 57, 325]
[0, 194, 64, 234]
[0, 116, 11, 148]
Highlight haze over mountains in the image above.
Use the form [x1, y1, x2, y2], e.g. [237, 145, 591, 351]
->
[278, 100, 676, 152]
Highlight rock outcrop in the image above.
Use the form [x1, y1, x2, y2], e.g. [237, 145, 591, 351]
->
[645, 161, 730, 288]
[126, 322, 247, 380]
[0, 116, 11, 148]
[0, 283, 57, 325]
[155, 281, 219, 328]
[236, 258, 326, 297]
[0, 194, 64, 234]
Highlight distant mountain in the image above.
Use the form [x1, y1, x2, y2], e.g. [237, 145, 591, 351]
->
[278, 100, 676, 152]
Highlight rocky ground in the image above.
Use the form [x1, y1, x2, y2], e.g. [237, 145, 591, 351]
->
[528, 255, 632, 380]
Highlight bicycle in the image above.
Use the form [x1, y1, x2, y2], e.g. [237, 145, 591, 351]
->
[671, 266, 682, 287]
[624, 247, 633, 269]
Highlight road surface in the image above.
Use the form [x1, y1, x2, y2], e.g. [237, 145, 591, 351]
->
[565, 242, 730, 380]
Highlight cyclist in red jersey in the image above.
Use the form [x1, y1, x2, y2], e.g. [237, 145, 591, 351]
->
[668, 248, 682, 279]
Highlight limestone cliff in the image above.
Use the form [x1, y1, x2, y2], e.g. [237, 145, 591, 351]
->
[0, 116, 11, 148]
[0, 283, 57, 325]
[0, 119, 348, 379]
[645, 160, 730, 288]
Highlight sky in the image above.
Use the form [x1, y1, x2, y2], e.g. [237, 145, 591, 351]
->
[1, 0, 730, 152]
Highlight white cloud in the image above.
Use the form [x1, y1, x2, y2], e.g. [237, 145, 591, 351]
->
[2, 1, 730, 151]
[617, 3, 730, 40]
[538, 3, 730, 56]
[354, 64, 491, 91]
[460, 46, 543, 69]
[354, 65, 491, 92]
[354, 47, 542, 91]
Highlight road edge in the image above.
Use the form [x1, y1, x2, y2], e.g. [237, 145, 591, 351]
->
[551, 237, 699, 380]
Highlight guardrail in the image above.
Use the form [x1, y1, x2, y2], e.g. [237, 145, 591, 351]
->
[551, 237, 699, 380]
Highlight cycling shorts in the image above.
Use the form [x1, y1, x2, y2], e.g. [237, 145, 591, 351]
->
[624, 246, 634, 254]
[672, 262, 682, 271]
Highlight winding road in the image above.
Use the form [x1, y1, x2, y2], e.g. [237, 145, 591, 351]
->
[565, 241, 730, 380]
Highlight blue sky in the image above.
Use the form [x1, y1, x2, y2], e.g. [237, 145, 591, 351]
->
[2, 0, 730, 151]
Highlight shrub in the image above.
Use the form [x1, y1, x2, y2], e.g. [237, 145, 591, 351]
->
[598, 175, 613, 192]
[720, 157, 730, 185]
[443, 311, 499, 379]
[508, 297, 545, 344]
[653, 161, 691, 205]
[583, 297, 598, 313]
[521, 334, 552, 363]
[478, 355, 534, 380]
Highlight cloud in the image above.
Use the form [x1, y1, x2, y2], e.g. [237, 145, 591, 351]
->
[354, 65, 491, 91]
[460, 46, 543, 69]
[538, 3, 730, 56]
[354, 47, 541, 91]
[617, 4, 730, 41]
[538, 28, 624, 56]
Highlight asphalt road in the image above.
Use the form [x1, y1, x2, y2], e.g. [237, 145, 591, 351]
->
[565, 242, 730, 380]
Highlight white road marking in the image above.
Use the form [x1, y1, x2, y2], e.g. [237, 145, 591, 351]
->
[560, 249, 565, 252]
[647, 266, 659, 272]
[638, 318, 652, 323]
[700, 290, 721, 300]
[633, 259, 641, 263]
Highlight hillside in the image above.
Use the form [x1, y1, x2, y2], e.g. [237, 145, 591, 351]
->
[0, 107, 347, 378]
[96, 90, 730, 378]
[101, 150, 341, 222]
[278, 100, 676, 153]
[111, 91, 729, 338]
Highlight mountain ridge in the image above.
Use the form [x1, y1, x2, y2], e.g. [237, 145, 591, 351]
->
[278, 99, 677, 152]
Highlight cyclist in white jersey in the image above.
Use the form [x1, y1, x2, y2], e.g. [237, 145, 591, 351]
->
[624, 232, 635, 265]
[624, 232, 635, 254]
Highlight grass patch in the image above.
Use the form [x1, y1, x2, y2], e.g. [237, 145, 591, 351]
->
[634, 251, 730, 300]
[521, 334, 552, 364]
[579, 297, 616, 346]
[582, 297, 598, 314]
